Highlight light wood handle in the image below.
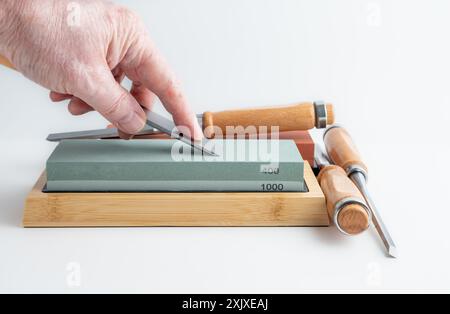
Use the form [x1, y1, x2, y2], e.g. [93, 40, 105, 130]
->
[0, 54, 14, 70]
[323, 126, 368, 175]
[318, 165, 369, 235]
[203, 102, 335, 138]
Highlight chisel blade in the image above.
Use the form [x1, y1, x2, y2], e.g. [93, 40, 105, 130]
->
[47, 125, 157, 142]
[350, 171, 398, 258]
[146, 112, 218, 157]
[47, 115, 206, 142]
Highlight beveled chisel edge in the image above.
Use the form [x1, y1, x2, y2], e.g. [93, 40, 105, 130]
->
[146, 113, 218, 157]
[388, 245, 398, 259]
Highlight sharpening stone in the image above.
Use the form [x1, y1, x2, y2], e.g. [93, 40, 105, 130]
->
[46, 140, 305, 192]
[135, 131, 315, 166]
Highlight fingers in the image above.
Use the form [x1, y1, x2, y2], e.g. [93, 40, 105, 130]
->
[130, 81, 156, 112]
[50, 91, 71, 102]
[117, 130, 136, 140]
[75, 69, 147, 134]
[51, 67, 125, 117]
[68, 97, 94, 115]
[112, 67, 125, 83]
[125, 42, 203, 140]
[50, 92, 94, 116]
[50, 72, 150, 138]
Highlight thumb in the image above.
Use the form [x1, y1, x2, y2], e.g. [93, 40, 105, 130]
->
[75, 69, 147, 134]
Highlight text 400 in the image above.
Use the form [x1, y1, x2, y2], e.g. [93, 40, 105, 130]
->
[262, 167, 280, 175]
[261, 183, 284, 192]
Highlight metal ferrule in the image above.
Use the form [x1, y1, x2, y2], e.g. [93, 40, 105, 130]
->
[346, 164, 369, 182]
[333, 197, 372, 236]
[314, 101, 328, 129]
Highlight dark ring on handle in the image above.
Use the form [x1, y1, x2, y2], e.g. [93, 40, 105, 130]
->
[314, 101, 328, 129]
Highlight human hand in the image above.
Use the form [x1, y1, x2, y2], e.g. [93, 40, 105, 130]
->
[0, 0, 202, 139]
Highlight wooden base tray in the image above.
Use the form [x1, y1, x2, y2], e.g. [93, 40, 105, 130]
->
[23, 163, 329, 228]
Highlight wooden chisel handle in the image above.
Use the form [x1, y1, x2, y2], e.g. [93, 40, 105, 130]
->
[318, 165, 370, 235]
[323, 126, 368, 177]
[0, 55, 14, 70]
[203, 102, 335, 138]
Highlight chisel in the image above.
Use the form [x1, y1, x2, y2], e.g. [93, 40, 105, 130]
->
[324, 125, 398, 258]
[0, 54, 335, 140]
[315, 146, 371, 235]
[46, 101, 334, 141]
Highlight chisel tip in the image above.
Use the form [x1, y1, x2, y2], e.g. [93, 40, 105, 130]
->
[388, 245, 398, 259]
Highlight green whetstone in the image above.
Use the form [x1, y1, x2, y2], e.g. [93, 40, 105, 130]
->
[46, 140, 305, 192]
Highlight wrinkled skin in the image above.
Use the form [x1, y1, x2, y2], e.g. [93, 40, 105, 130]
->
[0, 0, 202, 139]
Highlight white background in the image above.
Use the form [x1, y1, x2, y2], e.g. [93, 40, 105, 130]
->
[0, 0, 449, 293]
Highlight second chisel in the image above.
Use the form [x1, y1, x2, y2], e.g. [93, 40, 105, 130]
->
[324, 125, 398, 258]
